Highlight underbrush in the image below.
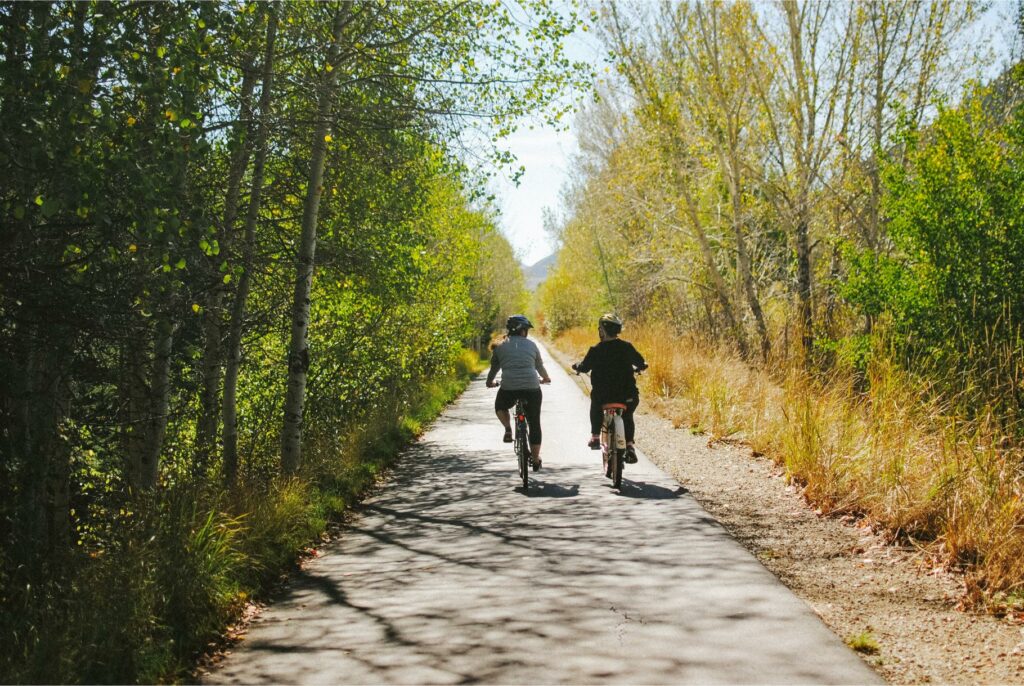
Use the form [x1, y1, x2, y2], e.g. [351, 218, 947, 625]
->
[552, 326, 1024, 612]
[0, 350, 483, 684]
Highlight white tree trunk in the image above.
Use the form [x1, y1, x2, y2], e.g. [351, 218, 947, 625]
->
[281, 7, 347, 475]
[223, 6, 278, 488]
[126, 317, 174, 490]
[196, 61, 257, 473]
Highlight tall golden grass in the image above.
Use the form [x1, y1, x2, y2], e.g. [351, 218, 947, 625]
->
[553, 325, 1024, 611]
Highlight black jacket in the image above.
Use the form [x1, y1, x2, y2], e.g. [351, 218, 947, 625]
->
[575, 338, 646, 403]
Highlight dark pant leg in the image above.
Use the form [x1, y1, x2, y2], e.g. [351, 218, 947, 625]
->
[523, 388, 543, 445]
[623, 396, 639, 443]
[494, 388, 515, 412]
[589, 397, 603, 435]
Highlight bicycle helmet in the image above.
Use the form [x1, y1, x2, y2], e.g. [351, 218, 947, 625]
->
[598, 313, 623, 336]
[506, 314, 533, 334]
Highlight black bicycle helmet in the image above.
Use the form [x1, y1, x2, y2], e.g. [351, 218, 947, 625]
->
[506, 314, 533, 334]
[598, 313, 623, 336]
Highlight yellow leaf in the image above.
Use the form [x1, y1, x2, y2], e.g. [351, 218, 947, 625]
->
[324, 134, 333, 143]
[128, 244, 138, 253]
[192, 303, 201, 314]
[127, 115, 137, 126]
[325, 63, 333, 72]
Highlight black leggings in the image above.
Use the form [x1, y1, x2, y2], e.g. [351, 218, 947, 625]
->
[590, 396, 639, 443]
[495, 388, 543, 445]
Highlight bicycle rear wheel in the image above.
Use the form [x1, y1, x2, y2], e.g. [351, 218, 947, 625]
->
[515, 403, 529, 491]
[611, 447, 623, 489]
[605, 419, 623, 488]
[517, 422, 529, 490]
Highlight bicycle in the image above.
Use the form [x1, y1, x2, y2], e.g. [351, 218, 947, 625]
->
[572, 364, 645, 490]
[512, 397, 532, 491]
[489, 377, 536, 491]
[600, 402, 627, 489]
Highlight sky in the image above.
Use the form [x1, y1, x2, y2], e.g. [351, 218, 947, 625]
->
[487, 8, 605, 269]
[489, 124, 578, 267]
[488, 1, 1019, 270]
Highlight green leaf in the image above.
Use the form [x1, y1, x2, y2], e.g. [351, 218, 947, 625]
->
[175, 258, 186, 270]
[223, 274, 232, 284]
[41, 198, 60, 218]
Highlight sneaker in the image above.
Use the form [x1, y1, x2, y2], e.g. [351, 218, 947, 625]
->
[587, 437, 601, 450]
[532, 457, 542, 471]
[624, 445, 638, 464]
[503, 429, 513, 443]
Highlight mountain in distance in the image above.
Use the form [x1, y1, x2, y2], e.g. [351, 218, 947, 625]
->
[523, 253, 556, 291]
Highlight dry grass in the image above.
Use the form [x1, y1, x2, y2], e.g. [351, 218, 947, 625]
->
[552, 325, 1024, 611]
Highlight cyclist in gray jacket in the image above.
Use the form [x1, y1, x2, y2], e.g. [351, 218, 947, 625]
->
[486, 315, 551, 469]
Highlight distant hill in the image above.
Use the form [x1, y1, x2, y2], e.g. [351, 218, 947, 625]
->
[523, 254, 556, 291]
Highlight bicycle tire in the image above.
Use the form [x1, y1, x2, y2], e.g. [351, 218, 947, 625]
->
[611, 448, 623, 489]
[515, 402, 529, 491]
[519, 437, 529, 489]
[604, 415, 623, 488]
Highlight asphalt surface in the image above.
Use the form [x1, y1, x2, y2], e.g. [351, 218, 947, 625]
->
[206, 340, 882, 685]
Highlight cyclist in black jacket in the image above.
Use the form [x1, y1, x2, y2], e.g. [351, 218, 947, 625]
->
[571, 313, 647, 463]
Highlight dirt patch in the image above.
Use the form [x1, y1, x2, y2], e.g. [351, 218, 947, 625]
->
[547, 343, 1024, 684]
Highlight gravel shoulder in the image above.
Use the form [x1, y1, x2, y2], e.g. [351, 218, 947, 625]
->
[547, 343, 1024, 685]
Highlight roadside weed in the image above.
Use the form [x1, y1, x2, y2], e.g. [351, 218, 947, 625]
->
[845, 631, 881, 655]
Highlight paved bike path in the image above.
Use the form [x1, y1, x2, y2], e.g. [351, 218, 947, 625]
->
[207, 341, 881, 684]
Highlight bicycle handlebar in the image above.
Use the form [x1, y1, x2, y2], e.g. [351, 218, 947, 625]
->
[488, 376, 550, 387]
[571, 363, 647, 375]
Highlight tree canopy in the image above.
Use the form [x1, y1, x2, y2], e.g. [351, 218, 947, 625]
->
[0, 1, 580, 681]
